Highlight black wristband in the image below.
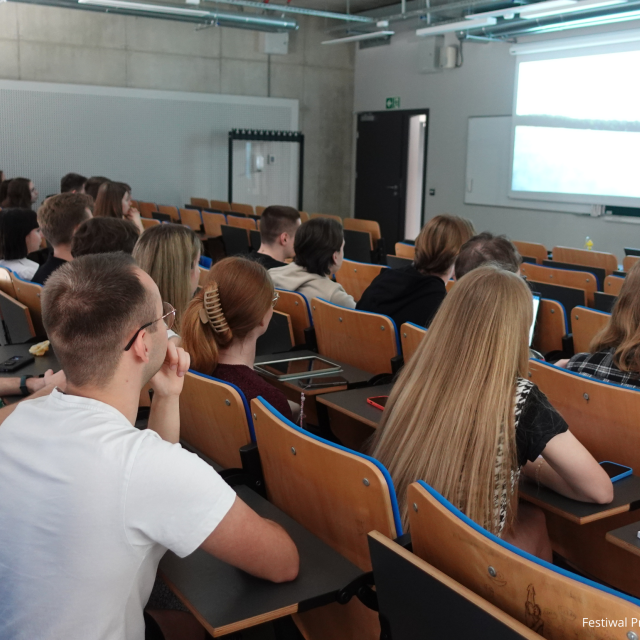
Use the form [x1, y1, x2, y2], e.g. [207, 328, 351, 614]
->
[20, 375, 33, 396]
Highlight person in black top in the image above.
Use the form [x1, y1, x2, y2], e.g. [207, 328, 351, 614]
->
[245, 205, 300, 270]
[357, 214, 475, 327]
[33, 193, 93, 285]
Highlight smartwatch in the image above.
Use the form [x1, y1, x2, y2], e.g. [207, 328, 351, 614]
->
[20, 375, 34, 396]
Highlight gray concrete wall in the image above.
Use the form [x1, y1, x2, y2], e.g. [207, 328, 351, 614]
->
[0, 2, 354, 216]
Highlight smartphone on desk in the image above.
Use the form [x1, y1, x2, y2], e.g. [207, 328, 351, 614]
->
[599, 461, 633, 483]
[0, 354, 34, 373]
[367, 396, 389, 411]
[298, 375, 348, 390]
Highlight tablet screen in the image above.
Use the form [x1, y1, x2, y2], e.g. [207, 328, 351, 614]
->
[257, 357, 338, 377]
[530, 294, 540, 346]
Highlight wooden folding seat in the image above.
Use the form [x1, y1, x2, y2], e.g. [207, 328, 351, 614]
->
[386, 254, 412, 269]
[605, 274, 625, 296]
[408, 480, 640, 637]
[334, 259, 387, 302]
[395, 242, 415, 259]
[202, 212, 226, 238]
[157, 205, 180, 223]
[343, 218, 382, 251]
[10, 273, 45, 338]
[251, 396, 401, 640]
[255, 206, 266, 216]
[310, 298, 401, 375]
[190, 197, 209, 209]
[570, 306, 610, 353]
[209, 199, 231, 212]
[310, 213, 343, 224]
[141, 218, 160, 231]
[528, 360, 640, 596]
[0, 267, 16, 299]
[552, 246, 618, 277]
[623, 255, 639, 272]
[221, 225, 250, 257]
[230, 203, 255, 216]
[138, 202, 158, 219]
[521, 262, 597, 306]
[513, 240, 548, 264]
[179, 208, 202, 232]
[130, 199, 139, 210]
[255, 310, 294, 356]
[179, 371, 253, 469]
[531, 299, 567, 354]
[226, 215, 257, 232]
[445, 279, 455, 292]
[400, 322, 426, 363]
[274, 289, 312, 346]
[0, 290, 36, 344]
[299, 211, 310, 223]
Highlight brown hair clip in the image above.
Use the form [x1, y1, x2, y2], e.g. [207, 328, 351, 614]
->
[199, 284, 230, 334]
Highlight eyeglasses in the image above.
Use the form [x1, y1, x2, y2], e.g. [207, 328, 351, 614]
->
[124, 301, 176, 351]
[272, 291, 280, 308]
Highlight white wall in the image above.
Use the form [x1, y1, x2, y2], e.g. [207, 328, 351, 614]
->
[354, 23, 640, 260]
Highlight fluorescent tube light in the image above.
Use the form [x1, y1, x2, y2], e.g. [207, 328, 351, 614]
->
[521, 0, 626, 18]
[322, 31, 394, 44]
[465, 0, 575, 19]
[510, 24, 640, 52]
[524, 7, 640, 30]
[416, 16, 496, 36]
[78, 0, 209, 15]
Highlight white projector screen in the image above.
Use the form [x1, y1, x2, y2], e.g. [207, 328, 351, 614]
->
[510, 43, 640, 207]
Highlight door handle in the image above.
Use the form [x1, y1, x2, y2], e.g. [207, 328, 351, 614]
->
[385, 185, 399, 190]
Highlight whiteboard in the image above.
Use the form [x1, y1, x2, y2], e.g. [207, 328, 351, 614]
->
[464, 116, 591, 215]
[0, 80, 298, 209]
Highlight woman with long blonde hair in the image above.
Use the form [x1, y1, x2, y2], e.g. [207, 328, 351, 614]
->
[133, 224, 201, 334]
[371, 265, 612, 559]
[561, 261, 640, 387]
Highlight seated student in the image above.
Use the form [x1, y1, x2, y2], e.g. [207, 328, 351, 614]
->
[71, 217, 140, 257]
[370, 265, 612, 560]
[32, 193, 93, 284]
[246, 205, 301, 269]
[60, 172, 87, 194]
[455, 232, 522, 279]
[94, 181, 144, 234]
[0, 209, 42, 280]
[182, 257, 296, 421]
[1, 177, 38, 209]
[84, 175, 109, 201]
[133, 224, 201, 336]
[0, 253, 298, 639]
[357, 215, 475, 328]
[270, 217, 355, 309]
[556, 261, 640, 387]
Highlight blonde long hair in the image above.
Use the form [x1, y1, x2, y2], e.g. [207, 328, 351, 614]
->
[133, 224, 201, 333]
[591, 260, 640, 372]
[371, 265, 532, 534]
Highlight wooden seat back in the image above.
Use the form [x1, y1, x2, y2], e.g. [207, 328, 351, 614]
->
[10, 274, 45, 338]
[138, 202, 158, 219]
[570, 306, 610, 353]
[623, 255, 639, 272]
[310, 298, 399, 375]
[274, 289, 312, 346]
[141, 218, 160, 231]
[179, 208, 202, 232]
[230, 203, 254, 216]
[130, 199, 139, 210]
[255, 310, 294, 356]
[210, 199, 231, 212]
[0, 290, 36, 344]
[255, 206, 266, 216]
[226, 215, 257, 232]
[605, 275, 625, 296]
[299, 211, 310, 223]
[552, 246, 618, 277]
[520, 263, 597, 306]
[179, 371, 253, 469]
[252, 396, 401, 640]
[202, 212, 226, 237]
[310, 213, 342, 224]
[408, 481, 640, 638]
[0, 267, 16, 298]
[395, 242, 415, 259]
[400, 322, 426, 363]
[531, 299, 566, 354]
[190, 197, 209, 208]
[343, 218, 381, 250]
[334, 260, 387, 302]
[513, 240, 547, 264]
[157, 205, 180, 222]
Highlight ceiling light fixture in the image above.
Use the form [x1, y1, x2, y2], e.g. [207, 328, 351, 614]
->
[520, 0, 626, 18]
[416, 16, 497, 36]
[322, 30, 395, 44]
[78, 0, 209, 15]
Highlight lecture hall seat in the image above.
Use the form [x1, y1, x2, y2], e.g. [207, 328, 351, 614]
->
[157, 205, 180, 223]
[400, 322, 426, 363]
[520, 262, 598, 306]
[513, 240, 548, 265]
[570, 306, 610, 353]
[334, 259, 387, 302]
[343, 218, 382, 251]
[10, 273, 45, 338]
[604, 274, 625, 296]
[552, 246, 618, 277]
[274, 289, 312, 347]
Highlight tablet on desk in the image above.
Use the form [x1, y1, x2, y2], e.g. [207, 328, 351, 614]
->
[254, 356, 342, 381]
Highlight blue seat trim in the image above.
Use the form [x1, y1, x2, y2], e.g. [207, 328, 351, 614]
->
[316, 297, 401, 355]
[343, 258, 389, 269]
[199, 255, 212, 269]
[540, 297, 568, 334]
[403, 321, 426, 332]
[275, 288, 313, 327]
[572, 304, 610, 318]
[416, 480, 640, 606]
[188, 369, 255, 441]
[13, 272, 42, 287]
[257, 396, 403, 535]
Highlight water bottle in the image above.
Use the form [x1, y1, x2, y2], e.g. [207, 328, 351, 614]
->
[584, 236, 594, 251]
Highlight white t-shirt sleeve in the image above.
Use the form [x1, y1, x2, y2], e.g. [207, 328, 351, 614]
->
[125, 434, 236, 557]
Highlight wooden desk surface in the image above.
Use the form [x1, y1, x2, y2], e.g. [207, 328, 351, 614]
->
[520, 475, 640, 525]
[159, 484, 363, 637]
[316, 384, 393, 429]
[606, 521, 640, 558]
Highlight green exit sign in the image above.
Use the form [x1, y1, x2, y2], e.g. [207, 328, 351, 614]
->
[385, 97, 400, 110]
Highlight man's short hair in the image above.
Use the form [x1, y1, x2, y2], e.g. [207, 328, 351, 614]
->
[42, 253, 157, 387]
[71, 217, 140, 258]
[455, 232, 522, 280]
[37, 193, 93, 247]
[294, 217, 343, 276]
[259, 206, 300, 245]
[60, 173, 87, 193]
[84, 176, 109, 201]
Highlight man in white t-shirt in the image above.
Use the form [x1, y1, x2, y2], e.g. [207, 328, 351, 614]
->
[0, 253, 299, 640]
